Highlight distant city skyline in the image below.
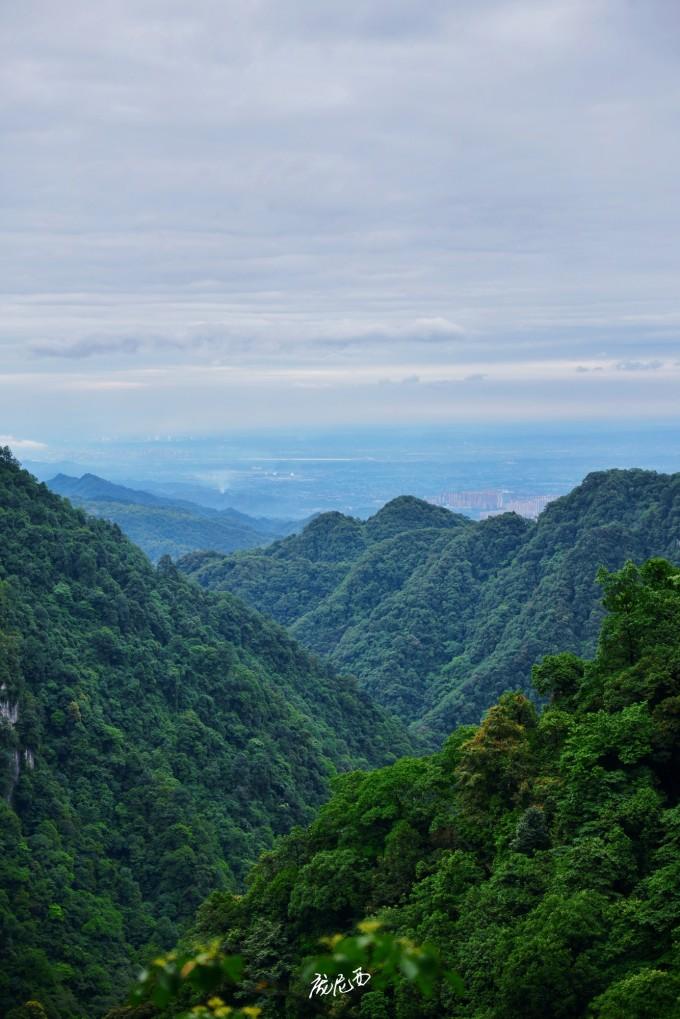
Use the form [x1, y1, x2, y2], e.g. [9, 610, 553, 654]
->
[429, 489, 558, 520]
[2, 1, 680, 450]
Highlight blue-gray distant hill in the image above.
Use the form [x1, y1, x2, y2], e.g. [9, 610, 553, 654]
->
[180, 472, 680, 742]
[46, 473, 304, 561]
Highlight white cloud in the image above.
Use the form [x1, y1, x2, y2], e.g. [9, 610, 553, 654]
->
[0, 434, 47, 452]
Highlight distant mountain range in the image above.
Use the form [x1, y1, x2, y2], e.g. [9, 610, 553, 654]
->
[180, 470, 680, 742]
[46, 473, 305, 561]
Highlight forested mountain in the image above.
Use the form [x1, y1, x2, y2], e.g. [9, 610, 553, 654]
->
[180, 496, 474, 629]
[0, 450, 412, 1018]
[179, 558, 680, 1019]
[46, 473, 301, 562]
[181, 471, 680, 741]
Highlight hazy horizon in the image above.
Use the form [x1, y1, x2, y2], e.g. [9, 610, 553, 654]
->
[12, 421, 680, 519]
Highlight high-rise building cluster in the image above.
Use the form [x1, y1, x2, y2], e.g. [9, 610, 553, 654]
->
[430, 490, 558, 520]
[429, 490, 503, 510]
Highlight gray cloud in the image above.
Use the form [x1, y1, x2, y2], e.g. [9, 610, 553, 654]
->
[615, 359, 664, 372]
[31, 336, 143, 358]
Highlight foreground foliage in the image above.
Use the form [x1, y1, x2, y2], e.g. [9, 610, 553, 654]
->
[0, 450, 411, 1017]
[124, 921, 458, 1018]
[186, 558, 680, 1017]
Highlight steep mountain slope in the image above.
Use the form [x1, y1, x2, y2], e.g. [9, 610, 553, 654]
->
[46, 473, 300, 562]
[181, 471, 680, 740]
[0, 450, 412, 1018]
[183, 558, 680, 1019]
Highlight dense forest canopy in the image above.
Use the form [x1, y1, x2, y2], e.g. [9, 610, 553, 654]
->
[5, 449, 680, 1018]
[181, 471, 680, 741]
[0, 449, 411, 1018]
[179, 557, 680, 1019]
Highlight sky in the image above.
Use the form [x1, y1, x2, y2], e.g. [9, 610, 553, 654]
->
[2, 0, 680, 451]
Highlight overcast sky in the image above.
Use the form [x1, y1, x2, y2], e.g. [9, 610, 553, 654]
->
[2, 0, 680, 449]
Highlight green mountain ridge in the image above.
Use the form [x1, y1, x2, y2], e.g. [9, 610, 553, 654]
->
[181, 471, 680, 741]
[0, 450, 412, 1017]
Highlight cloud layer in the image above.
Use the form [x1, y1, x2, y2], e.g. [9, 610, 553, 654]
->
[1, 0, 679, 437]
